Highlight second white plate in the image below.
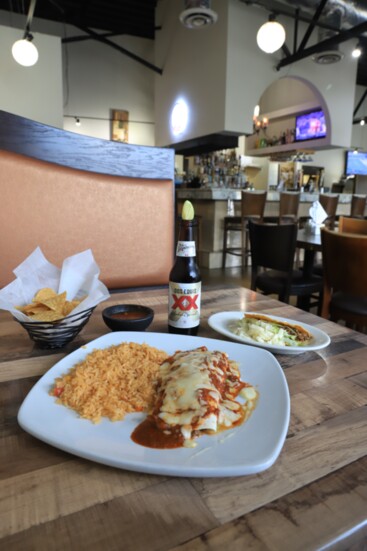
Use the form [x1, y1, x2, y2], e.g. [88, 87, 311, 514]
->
[208, 311, 330, 355]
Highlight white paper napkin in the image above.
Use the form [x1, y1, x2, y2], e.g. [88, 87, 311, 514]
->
[309, 201, 328, 225]
[0, 247, 110, 322]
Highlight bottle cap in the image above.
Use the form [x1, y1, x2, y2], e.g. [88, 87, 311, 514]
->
[182, 200, 195, 221]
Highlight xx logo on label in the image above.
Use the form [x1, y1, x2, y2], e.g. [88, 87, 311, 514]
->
[172, 294, 199, 311]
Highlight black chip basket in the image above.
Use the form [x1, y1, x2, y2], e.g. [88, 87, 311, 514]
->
[15, 306, 96, 349]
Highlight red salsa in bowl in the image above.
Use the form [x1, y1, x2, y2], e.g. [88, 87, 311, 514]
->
[102, 304, 154, 331]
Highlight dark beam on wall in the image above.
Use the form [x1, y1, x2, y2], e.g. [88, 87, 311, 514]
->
[75, 25, 163, 75]
[297, 0, 329, 53]
[276, 20, 367, 70]
[63, 31, 124, 43]
[354, 89, 367, 117]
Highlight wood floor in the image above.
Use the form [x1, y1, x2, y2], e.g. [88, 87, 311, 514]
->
[201, 265, 251, 288]
[200, 265, 315, 313]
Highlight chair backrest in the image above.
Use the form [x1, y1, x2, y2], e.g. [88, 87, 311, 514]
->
[241, 190, 267, 219]
[350, 194, 367, 218]
[0, 111, 175, 290]
[338, 216, 367, 234]
[279, 192, 300, 223]
[321, 228, 367, 299]
[248, 221, 297, 273]
[319, 193, 339, 228]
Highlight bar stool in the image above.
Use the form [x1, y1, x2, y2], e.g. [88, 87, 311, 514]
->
[350, 194, 367, 218]
[319, 193, 339, 229]
[222, 190, 267, 268]
[279, 191, 300, 224]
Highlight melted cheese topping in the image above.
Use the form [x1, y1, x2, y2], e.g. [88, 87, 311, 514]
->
[152, 347, 257, 445]
[158, 348, 223, 431]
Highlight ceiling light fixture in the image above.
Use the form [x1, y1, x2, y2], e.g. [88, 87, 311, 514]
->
[12, 0, 38, 67]
[256, 14, 286, 54]
[75, 117, 81, 126]
[352, 43, 362, 58]
[360, 118, 365, 126]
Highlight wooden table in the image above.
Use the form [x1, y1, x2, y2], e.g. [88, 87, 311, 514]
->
[1, 285, 367, 550]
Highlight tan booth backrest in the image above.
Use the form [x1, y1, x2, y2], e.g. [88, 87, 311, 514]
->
[0, 150, 175, 289]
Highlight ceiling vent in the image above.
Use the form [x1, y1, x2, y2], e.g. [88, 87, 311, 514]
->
[312, 27, 344, 65]
[312, 49, 344, 64]
[179, 0, 218, 29]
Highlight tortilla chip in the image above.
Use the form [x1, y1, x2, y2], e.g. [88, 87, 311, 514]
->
[63, 302, 77, 316]
[30, 310, 64, 322]
[17, 288, 88, 322]
[40, 291, 67, 313]
[24, 304, 51, 315]
[33, 288, 57, 303]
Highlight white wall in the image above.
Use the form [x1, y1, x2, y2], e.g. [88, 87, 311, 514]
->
[155, 0, 228, 147]
[0, 10, 156, 145]
[62, 31, 155, 145]
[225, 1, 281, 135]
[351, 85, 367, 150]
[0, 23, 63, 127]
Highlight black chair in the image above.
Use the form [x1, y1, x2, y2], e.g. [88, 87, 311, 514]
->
[248, 221, 323, 311]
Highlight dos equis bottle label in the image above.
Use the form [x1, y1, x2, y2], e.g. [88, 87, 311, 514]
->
[168, 281, 201, 330]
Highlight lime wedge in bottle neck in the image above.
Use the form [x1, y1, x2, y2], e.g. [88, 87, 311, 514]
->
[182, 200, 195, 221]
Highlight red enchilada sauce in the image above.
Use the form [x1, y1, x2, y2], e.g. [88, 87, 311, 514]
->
[131, 417, 184, 449]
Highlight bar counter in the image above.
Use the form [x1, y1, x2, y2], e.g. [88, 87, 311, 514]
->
[176, 189, 354, 269]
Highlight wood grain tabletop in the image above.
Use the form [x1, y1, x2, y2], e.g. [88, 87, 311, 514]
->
[1, 285, 366, 551]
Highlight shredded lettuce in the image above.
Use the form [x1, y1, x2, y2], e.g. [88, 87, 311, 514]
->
[229, 317, 307, 347]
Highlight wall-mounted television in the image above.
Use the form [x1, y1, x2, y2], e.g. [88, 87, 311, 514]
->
[295, 110, 327, 142]
[345, 150, 367, 176]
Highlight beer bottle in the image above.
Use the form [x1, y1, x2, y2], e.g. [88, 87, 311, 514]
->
[168, 200, 201, 335]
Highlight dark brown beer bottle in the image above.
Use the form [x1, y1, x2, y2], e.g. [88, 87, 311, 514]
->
[168, 201, 201, 335]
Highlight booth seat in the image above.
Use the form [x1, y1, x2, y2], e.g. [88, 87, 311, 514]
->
[0, 111, 175, 290]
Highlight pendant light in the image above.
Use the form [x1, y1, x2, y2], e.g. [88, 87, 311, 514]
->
[12, 34, 38, 66]
[12, 0, 39, 67]
[256, 14, 286, 54]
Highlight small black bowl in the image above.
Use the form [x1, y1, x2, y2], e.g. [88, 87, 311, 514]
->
[102, 304, 154, 332]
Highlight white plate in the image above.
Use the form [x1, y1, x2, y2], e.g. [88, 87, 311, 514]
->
[18, 332, 290, 478]
[208, 311, 330, 355]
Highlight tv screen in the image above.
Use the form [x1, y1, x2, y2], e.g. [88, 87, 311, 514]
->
[295, 110, 327, 142]
[345, 150, 367, 176]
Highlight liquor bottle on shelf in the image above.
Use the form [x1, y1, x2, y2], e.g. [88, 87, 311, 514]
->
[168, 200, 201, 335]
